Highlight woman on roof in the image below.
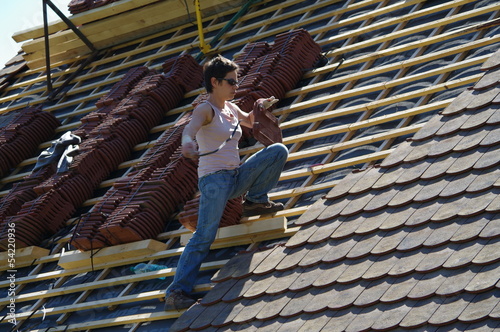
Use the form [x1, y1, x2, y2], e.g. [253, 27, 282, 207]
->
[164, 54, 288, 311]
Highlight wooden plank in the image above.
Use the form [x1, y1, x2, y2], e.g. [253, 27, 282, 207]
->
[57, 239, 167, 270]
[28, 311, 183, 332]
[286, 123, 425, 162]
[280, 54, 491, 129]
[206, 227, 299, 250]
[316, 0, 473, 51]
[276, 73, 481, 123]
[180, 216, 288, 246]
[21, 0, 244, 69]
[291, 43, 495, 99]
[12, 0, 163, 42]
[0, 260, 227, 305]
[326, 3, 500, 59]
[0, 246, 49, 271]
[0, 247, 183, 288]
[280, 149, 394, 180]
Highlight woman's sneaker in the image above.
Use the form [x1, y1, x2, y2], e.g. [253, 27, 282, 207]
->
[243, 200, 284, 217]
[164, 289, 196, 311]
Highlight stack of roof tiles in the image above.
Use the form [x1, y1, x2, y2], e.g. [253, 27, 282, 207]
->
[0, 105, 59, 178]
[234, 29, 321, 113]
[233, 29, 321, 145]
[74, 66, 150, 140]
[68, 0, 121, 15]
[0, 54, 202, 250]
[71, 147, 198, 249]
[169, 49, 500, 331]
[71, 140, 198, 250]
[0, 53, 27, 92]
[70, 55, 203, 251]
[179, 196, 244, 232]
[0, 166, 54, 226]
[0, 107, 61, 249]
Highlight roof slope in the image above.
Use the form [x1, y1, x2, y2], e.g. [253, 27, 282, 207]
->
[0, 0, 499, 331]
[171, 48, 500, 331]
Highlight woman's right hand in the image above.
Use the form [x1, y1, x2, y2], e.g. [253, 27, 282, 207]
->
[182, 141, 199, 160]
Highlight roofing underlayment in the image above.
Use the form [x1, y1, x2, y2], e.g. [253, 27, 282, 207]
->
[0, 0, 499, 331]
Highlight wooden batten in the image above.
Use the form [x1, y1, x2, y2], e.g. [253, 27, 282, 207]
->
[180, 216, 289, 247]
[19, 0, 246, 70]
[0, 246, 50, 271]
[57, 239, 167, 270]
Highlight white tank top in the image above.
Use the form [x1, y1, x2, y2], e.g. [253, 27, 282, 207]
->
[196, 100, 242, 177]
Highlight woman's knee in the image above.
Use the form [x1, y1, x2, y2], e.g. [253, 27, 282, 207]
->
[268, 143, 289, 161]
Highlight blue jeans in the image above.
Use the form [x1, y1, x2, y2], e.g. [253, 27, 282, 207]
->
[165, 143, 288, 295]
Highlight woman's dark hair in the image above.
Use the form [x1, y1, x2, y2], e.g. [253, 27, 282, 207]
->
[203, 55, 239, 93]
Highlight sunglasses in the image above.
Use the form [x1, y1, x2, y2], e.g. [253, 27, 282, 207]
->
[220, 78, 239, 86]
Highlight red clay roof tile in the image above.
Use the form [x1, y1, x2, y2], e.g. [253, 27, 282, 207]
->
[441, 88, 474, 116]
[354, 278, 391, 307]
[241, 274, 275, 300]
[265, 268, 304, 296]
[465, 263, 500, 293]
[306, 218, 343, 244]
[399, 297, 444, 329]
[480, 48, 500, 71]
[461, 107, 498, 130]
[354, 210, 390, 234]
[379, 140, 414, 167]
[371, 301, 413, 330]
[253, 245, 288, 275]
[348, 166, 386, 193]
[298, 241, 333, 267]
[436, 266, 479, 297]
[459, 293, 499, 323]
[289, 265, 318, 291]
[280, 288, 317, 318]
[330, 215, 366, 239]
[478, 215, 500, 238]
[312, 262, 349, 288]
[371, 229, 408, 255]
[321, 238, 357, 264]
[436, 112, 471, 136]
[222, 277, 257, 303]
[324, 169, 368, 199]
[381, 274, 422, 303]
[362, 254, 399, 280]
[472, 238, 500, 265]
[428, 293, 474, 326]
